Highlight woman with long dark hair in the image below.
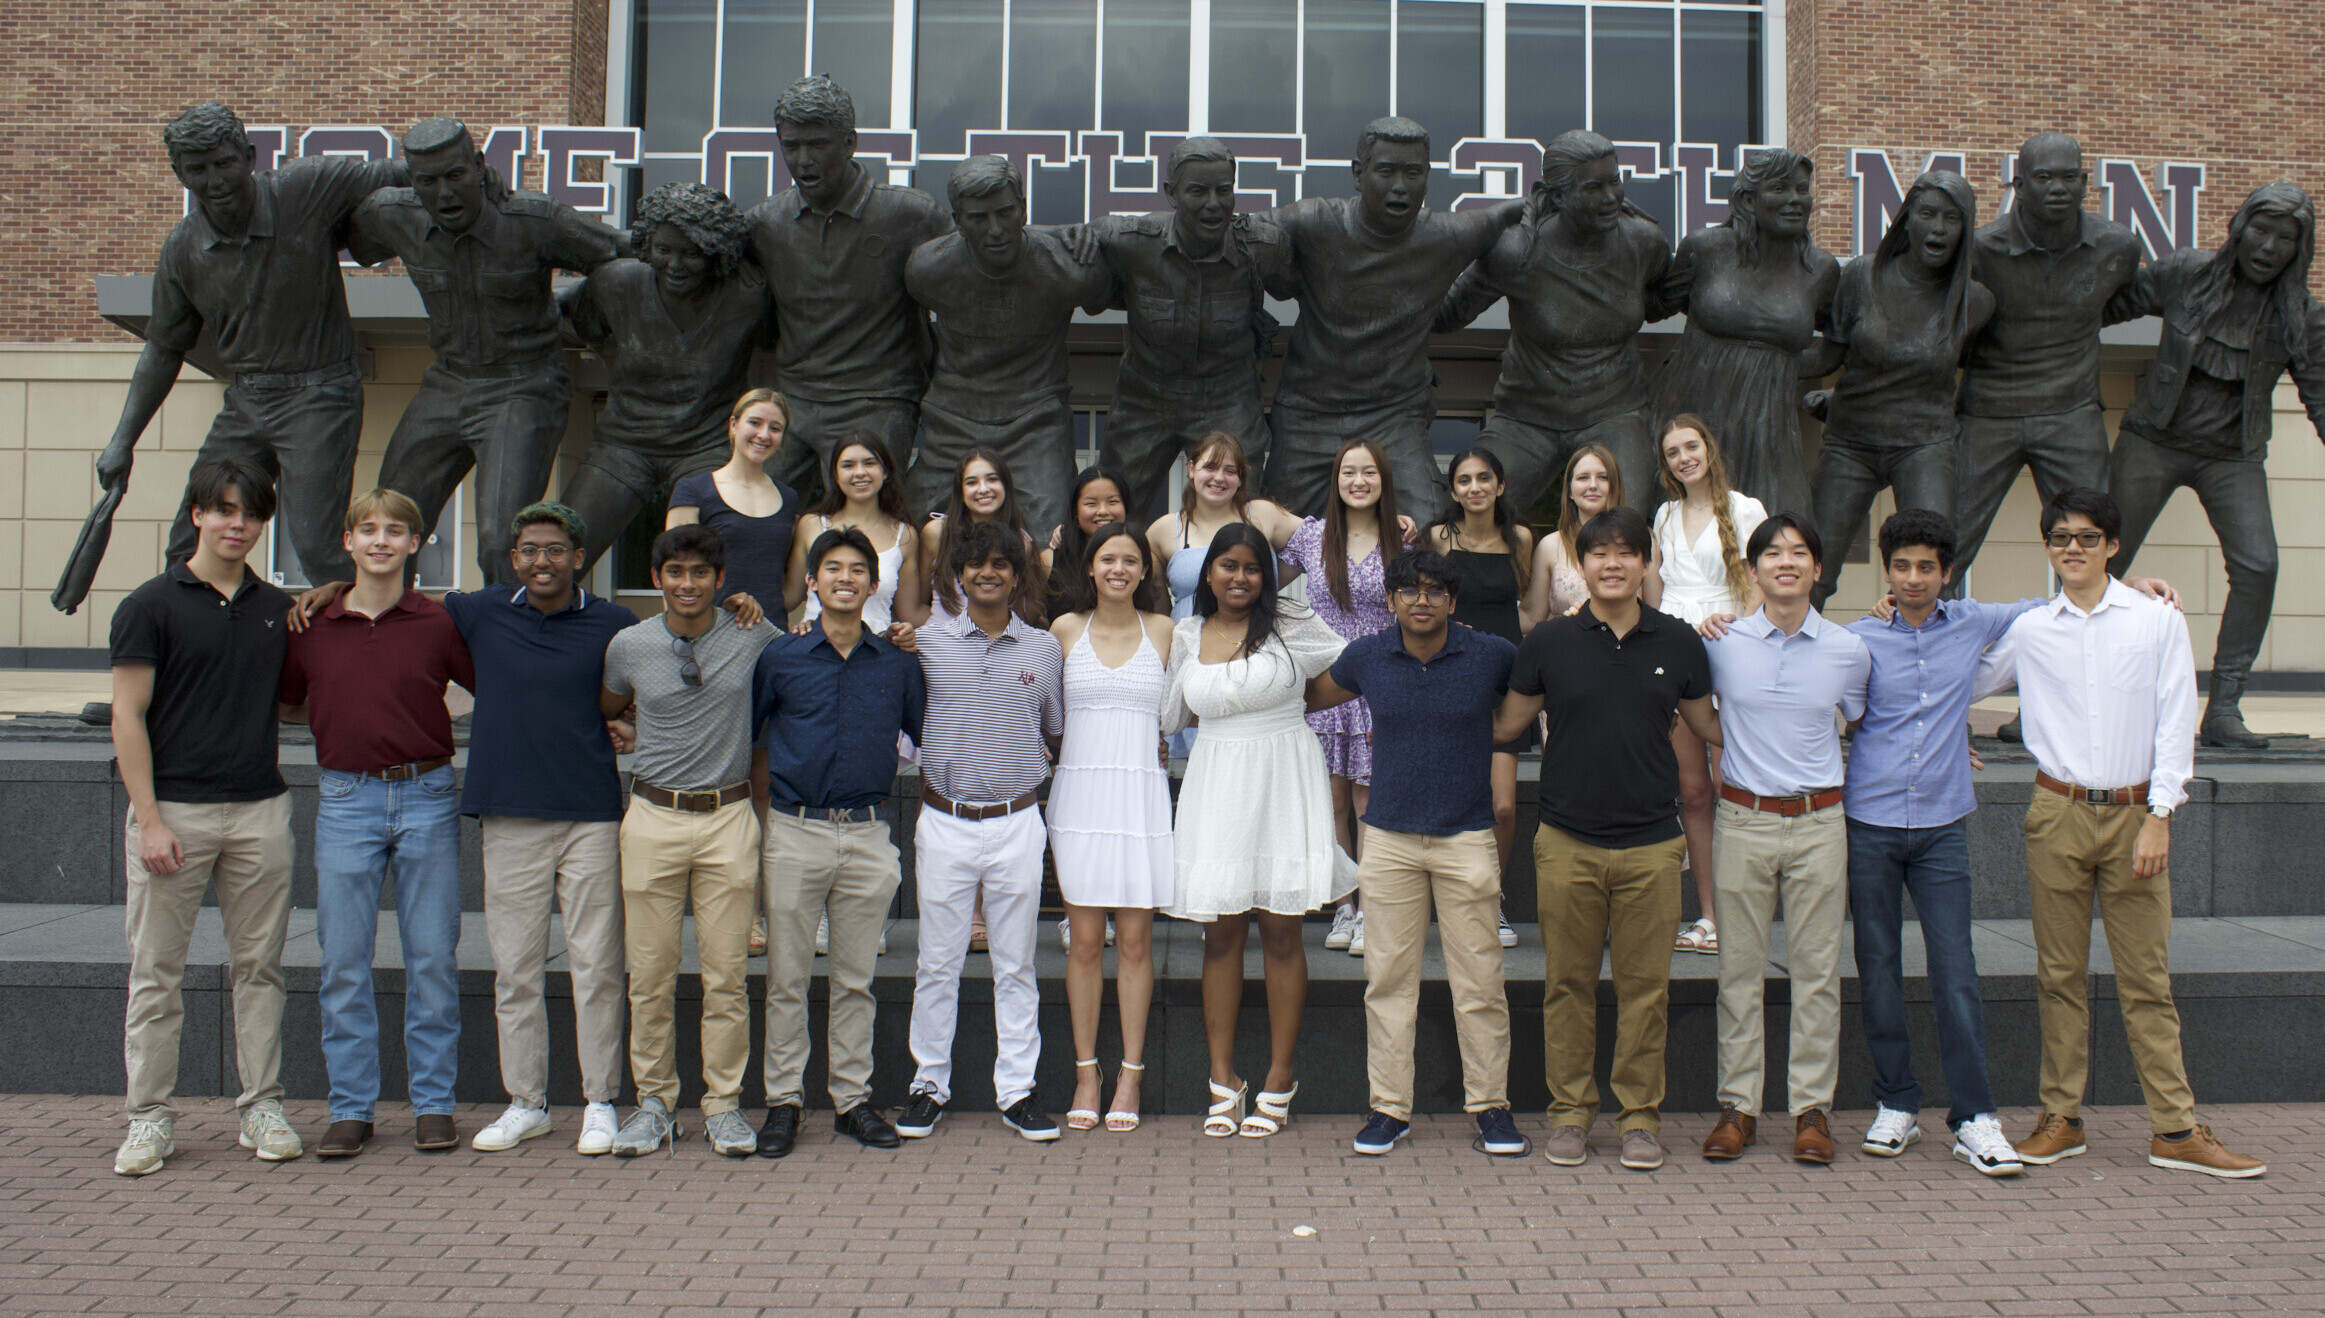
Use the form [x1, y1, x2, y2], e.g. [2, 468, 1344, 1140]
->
[1164, 523, 1349, 1139]
[919, 447, 1045, 624]
[1041, 465, 1133, 619]
[785, 430, 925, 628]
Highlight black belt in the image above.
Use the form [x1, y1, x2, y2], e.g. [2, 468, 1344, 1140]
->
[920, 784, 1039, 821]
[632, 780, 751, 813]
[776, 802, 895, 824]
[359, 756, 452, 782]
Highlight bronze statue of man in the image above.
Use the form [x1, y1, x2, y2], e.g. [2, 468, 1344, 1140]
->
[77, 102, 405, 602]
[1437, 128, 1674, 517]
[749, 76, 952, 500]
[2108, 182, 2325, 747]
[1261, 116, 1523, 523]
[348, 117, 622, 587]
[1950, 131, 2145, 584]
[1082, 137, 1290, 517]
[903, 155, 1112, 540]
[559, 181, 770, 573]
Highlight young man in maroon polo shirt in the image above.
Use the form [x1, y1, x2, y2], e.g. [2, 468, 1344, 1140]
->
[279, 488, 475, 1157]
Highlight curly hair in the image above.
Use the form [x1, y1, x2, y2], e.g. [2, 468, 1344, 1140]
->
[631, 182, 750, 279]
[162, 103, 249, 160]
[1726, 146, 1817, 269]
[773, 74, 856, 132]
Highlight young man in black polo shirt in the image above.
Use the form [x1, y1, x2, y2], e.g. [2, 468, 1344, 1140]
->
[1493, 506, 1720, 1172]
[110, 456, 302, 1176]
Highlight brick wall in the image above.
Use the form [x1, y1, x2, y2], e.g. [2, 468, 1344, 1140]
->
[0, 0, 608, 343]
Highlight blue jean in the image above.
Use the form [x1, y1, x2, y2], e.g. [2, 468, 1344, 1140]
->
[315, 766, 465, 1121]
[1847, 818, 1996, 1130]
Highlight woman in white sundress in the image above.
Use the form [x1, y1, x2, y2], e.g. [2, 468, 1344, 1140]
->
[1047, 521, 1177, 1134]
[790, 431, 925, 629]
[1164, 523, 1350, 1142]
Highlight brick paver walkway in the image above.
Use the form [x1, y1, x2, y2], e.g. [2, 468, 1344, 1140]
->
[2, 1097, 2317, 1316]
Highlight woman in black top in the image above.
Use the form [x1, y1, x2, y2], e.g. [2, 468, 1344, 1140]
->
[667, 388, 803, 612]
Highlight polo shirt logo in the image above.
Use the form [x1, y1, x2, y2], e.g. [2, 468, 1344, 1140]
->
[1019, 670, 1036, 685]
[1655, 666, 1664, 675]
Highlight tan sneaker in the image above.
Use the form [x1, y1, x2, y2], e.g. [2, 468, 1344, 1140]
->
[2015, 1113, 2086, 1165]
[2148, 1125, 2265, 1179]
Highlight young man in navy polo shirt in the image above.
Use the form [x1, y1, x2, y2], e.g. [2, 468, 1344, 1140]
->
[110, 456, 302, 1176]
[280, 489, 476, 1158]
[1310, 549, 1526, 1158]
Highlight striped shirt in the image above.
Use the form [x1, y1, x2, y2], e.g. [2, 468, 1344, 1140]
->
[915, 606, 1065, 804]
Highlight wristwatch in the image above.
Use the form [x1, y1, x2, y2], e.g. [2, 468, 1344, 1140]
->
[2149, 805, 2174, 820]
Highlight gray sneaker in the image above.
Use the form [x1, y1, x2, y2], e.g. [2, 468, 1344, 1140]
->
[114, 1117, 174, 1176]
[705, 1109, 756, 1157]
[237, 1099, 303, 1162]
[1619, 1128, 1665, 1171]
[1542, 1123, 1589, 1166]
[611, 1097, 681, 1157]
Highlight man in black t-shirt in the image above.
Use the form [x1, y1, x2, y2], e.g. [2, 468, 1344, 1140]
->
[108, 456, 301, 1177]
[1493, 506, 1720, 1173]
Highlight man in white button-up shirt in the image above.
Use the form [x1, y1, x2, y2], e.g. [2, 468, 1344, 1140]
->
[1977, 488, 2263, 1178]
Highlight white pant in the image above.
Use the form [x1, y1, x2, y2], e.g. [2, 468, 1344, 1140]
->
[909, 805, 1046, 1109]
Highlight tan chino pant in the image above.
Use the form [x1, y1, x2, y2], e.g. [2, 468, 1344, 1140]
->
[123, 795, 294, 1121]
[481, 817, 627, 1107]
[1535, 824, 1685, 1133]
[2023, 789, 2197, 1133]
[1360, 826, 1511, 1120]
[762, 810, 903, 1111]
[620, 796, 761, 1114]
[1710, 800, 1850, 1116]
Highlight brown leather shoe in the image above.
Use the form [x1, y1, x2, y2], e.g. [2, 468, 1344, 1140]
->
[316, 1119, 372, 1159]
[2148, 1125, 2266, 1179]
[1701, 1105, 1757, 1160]
[2016, 1112, 2087, 1165]
[413, 1114, 460, 1151]
[1793, 1109, 1835, 1164]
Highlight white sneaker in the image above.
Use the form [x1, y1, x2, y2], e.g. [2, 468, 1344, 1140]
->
[473, 1103, 553, 1152]
[879, 924, 889, 956]
[815, 912, 830, 955]
[1325, 904, 1357, 950]
[1860, 1105, 1921, 1157]
[1952, 1113, 2025, 1177]
[577, 1102, 619, 1156]
[237, 1098, 303, 1162]
[1058, 916, 1073, 952]
[1497, 909, 1519, 948]
[114, 1117, 174, 1177]
[1347, 911, 1366, 957]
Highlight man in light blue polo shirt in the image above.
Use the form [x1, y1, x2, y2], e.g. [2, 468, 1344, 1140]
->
[1697, 513, 1869, 1167]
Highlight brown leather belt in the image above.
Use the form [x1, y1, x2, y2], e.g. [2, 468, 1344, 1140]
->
[1719, 783, 1844, 816]
[920, 784, 1039, 822]
[633, 780, 751, 813]
[2037, 771, 2150, 806]
[362, 756, 452, 781]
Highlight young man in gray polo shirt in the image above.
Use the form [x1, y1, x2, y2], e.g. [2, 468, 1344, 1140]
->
[601, 524, 777, 1157]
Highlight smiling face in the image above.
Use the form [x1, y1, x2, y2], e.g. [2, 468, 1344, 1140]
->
[1568, 453, 1614, 517]
[1748, 526, 1818, 605]
[345, 512, 421, 581]
[2043, 510, 2118, 593]
[1164, 157, 1237, 252]
[778, 118, 858, 211]
[1336, 448, 1383, 512]
[2015, 139, 2087, 227]
[647, 223, 710, 297]
[1390, 573, 1452, 639]
[1884, 542, 1952, 612]
[1450, 456, 1503, 517]
[1582, 538, 1646, 603]
[653, 553, 723, 624]
[811, 543, 873, 619]
[1904, 191, 1967, 272]
[1749, 163, 1815, 240]
[1075, 478, 1127, 535]
[1661, 427, 1711, 491]
[955, 186, 1028, 274]
[1206, 542, 1266, 617]
[1353, 138, 1431, 236]
[832, 442, 886, 505]
[511, 520, 579, 603]
[189, 484, 264, 566]
[1556, 153, 1626, 236]
[171, 142, 257, 234]
[1188, 445, 1245, 507]
[1087, 531, 1148, 605]
[2236, 211, 2304, 286]
[408, 141, 487, 233]
[730, 401, 785, 467]
[960, 458, 1008, 518]
[958, 549, 1018, 611]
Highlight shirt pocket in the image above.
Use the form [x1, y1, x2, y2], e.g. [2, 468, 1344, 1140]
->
[1133, 293, 1177, 326]
[2107, 645, 2156, 696]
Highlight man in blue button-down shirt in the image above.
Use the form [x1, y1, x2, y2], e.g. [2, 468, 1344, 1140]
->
[750, 528, 925, 1157]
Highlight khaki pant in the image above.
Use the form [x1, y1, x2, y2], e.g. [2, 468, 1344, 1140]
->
[762, 810, 902, 1111]
[481, 817, 627, 1107]
[123, 795, 294, 1121]
[1710, 800, 1849, 1116]
[619, 796, 760, 1114]
[1535, 824, 1685, 1133]
[2024, 789, 2197, 1133]
[1360, 826, 1510, 1120]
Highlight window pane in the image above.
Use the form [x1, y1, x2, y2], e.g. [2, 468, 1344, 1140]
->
[1304, 0, 1391, 161]
[916, 0, 1005, 155]
[1009, 0, 1097, 130]
[1396, 1, 1482, 145]
[639, 0, 718, 153]
[1506, 3, 1584, 148]
[1591, 6, 1673, 146]
[814, 0, 895, 126]
[1209, 0, 1296, 133]
[1681, 9, 1761, 155]
[718, 0, 806, 128]
[1103, 0, 1190, 150]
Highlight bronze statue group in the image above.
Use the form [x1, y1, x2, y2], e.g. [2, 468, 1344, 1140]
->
[89, 78, 2318, 1182]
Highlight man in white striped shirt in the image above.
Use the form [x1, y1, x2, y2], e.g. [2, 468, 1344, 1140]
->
[1977, 488, 2263, 1179]
[895, 520, 1066, 1142]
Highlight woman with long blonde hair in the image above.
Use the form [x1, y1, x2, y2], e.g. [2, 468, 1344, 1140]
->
[1646, 415, 1764, 956]
[1521, 442, 1659, 627]
[666, 388, 802, 612]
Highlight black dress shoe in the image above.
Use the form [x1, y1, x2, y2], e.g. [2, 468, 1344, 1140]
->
[836, 1104, 900, 1149]
[757, 1105, 801, 1158]
[413, 1113, 459, 1151]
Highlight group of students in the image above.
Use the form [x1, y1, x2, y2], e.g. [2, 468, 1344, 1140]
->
[106, 388, 2264, 1184]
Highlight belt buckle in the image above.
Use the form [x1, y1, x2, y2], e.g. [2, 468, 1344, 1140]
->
[679, 788, 718, 812]
[380, 763, 412, 781]
[2088, 787, 2115, 806]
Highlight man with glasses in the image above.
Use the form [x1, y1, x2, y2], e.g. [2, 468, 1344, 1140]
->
[1308, 550, 1527, 1159]
[1976, 488, 2263, 1179]
[600, 524, 778, 1157]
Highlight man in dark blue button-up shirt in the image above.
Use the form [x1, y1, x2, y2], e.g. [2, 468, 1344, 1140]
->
[750, 528, 925, 1153]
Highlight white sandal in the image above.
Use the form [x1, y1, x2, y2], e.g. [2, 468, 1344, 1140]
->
[1240, 1082, 1298, 1138]
[1675, 917, 1719, 954]
[1066, 1058, 1101, 1131]
[1106, 1061, 1145, 1133]
[1203, 1079, 1246, 1138]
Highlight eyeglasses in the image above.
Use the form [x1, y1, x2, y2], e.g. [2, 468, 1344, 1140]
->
[514, 544, 572, 563]
[2044, 530, 2108, 550]
[670, 633, 701, 687]
[1392, 587, 1450, 605]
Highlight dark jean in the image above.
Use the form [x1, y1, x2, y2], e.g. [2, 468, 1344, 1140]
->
[1847, 818, 1996, 1130]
